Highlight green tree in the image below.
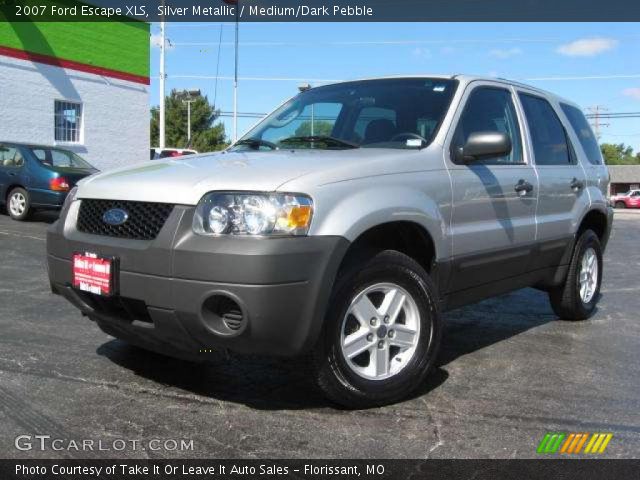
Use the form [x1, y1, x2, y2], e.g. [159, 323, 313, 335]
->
[294, 120, 334, 137]
[150, 89, 228, 153]
[600, 143, 640, 165]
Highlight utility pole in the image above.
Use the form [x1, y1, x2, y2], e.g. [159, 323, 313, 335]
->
[159, 21, 166, 148]
[222, 0, 240, 142]
[233, 1, 239, 142]
[587, 105, 610, 140]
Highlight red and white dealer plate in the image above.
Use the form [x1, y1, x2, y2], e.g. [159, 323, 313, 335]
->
[72, 253, 116, 296]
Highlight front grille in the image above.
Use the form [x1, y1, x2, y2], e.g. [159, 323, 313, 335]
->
[77, 199, 174, 240]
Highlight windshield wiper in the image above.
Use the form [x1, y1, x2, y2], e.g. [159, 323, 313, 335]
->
[234, 138, 278, 150]
[279, 136, 359, 149]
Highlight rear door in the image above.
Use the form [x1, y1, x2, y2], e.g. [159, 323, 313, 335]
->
[517, 92, 588, 268]
[446, 83, 538, 292]
[559, 102, 610, 209]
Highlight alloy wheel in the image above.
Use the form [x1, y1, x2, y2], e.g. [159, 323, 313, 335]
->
[340, 283, 421, 381]
[579, 247, 598, 303]
[9, 192, 26, 217]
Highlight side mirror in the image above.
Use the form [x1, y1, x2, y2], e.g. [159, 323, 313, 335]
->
[456, 131, 512, 163]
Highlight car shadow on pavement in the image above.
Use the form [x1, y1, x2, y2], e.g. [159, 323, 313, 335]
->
[96, 288, 556, 410]
[31, 211, 59, 224]
[0, 210, 59, 224]
[97, 339, 449, 410]
[437, 288, 557, 367]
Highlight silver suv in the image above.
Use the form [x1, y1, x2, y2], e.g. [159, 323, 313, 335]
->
[47, 76, 612, 407]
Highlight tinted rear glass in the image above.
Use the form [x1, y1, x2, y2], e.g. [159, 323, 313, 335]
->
[560, 103, 603, 165]
[29, 147, 93, 169]
[519, 94, 571, 166]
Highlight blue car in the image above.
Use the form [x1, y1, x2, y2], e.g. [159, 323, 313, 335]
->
[0, 142, 98, 221]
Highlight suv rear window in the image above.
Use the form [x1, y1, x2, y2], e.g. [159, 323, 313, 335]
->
[560, 103, 603, 165]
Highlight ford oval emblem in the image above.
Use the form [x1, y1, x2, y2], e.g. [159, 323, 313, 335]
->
[102, 208, 129, 226]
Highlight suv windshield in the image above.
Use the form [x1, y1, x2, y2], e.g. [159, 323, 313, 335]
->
[232, 78, 457, 151]
[28, 147, 94, 169]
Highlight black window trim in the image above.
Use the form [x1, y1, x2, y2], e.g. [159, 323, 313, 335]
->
[450, 84, 526, 166]
[517, 91, 577, 167]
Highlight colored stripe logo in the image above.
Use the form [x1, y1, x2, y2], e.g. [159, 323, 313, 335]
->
[537, 433, 613, 454]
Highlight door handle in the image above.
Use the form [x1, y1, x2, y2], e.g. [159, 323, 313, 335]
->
[570, 177, 584, 190]
[514, 179, 533, 195]
[8, 172, 16, 177]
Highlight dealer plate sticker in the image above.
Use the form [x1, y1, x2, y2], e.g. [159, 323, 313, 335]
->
[72, 253, 114, 296]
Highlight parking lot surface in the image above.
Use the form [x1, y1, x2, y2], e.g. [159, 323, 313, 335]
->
[0, 210, 638, 459]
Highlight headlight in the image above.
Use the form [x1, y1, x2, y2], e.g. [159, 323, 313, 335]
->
[193, 192, 313, 236]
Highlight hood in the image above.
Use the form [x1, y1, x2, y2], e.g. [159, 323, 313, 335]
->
[76, 149, 408, 205]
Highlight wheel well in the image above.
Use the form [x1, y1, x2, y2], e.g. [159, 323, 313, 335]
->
[578, 209, 608, 242]
[4, 184, 24, 203]
[340, 222, 436, 273]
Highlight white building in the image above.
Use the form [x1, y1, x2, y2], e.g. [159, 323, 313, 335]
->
[0, 20, 149, 171]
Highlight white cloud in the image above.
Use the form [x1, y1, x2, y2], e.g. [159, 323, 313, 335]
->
[623, 88, 640, 100]
[488, 47, 522, 59]
[150, 33, 174, 50]
[556, 38, 618, 57]
[411, 47, 432, 59]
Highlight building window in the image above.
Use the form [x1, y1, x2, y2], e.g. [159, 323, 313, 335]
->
[54, 100, 83, 143]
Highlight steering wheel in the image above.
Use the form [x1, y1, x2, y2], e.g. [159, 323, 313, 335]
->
[390, 132, 428, 144]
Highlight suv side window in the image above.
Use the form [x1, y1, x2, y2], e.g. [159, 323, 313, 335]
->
[560, 103, 603, 165]
[519, 93, 572, 166]
[452, 87, 523, 165]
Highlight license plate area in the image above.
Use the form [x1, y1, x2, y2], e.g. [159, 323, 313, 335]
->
[72, 253, 118, 297]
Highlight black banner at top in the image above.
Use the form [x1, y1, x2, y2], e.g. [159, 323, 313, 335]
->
[1, 0, 640, 22]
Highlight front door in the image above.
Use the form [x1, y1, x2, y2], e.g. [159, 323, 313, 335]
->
[446, 84, 538, 292]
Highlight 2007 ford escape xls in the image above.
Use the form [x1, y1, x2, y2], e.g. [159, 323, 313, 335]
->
[47, 76, 613, 408]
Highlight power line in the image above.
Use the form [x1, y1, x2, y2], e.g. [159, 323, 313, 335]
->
[169, 34, 640, 48]
[164, 73, 640, 84]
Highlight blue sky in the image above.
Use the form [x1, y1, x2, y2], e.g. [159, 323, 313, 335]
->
[150, 22, 640, 151]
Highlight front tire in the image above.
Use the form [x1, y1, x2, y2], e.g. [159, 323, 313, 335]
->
[313, 250, 442, 408]
[7, 187, 31, 221]
[549, 230, 603, 320]
[615, 201, 626, 209]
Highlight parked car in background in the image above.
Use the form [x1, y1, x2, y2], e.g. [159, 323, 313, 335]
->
[0, 142, 98, 221]
[610, 189, 640, 209]
[150, 148, 198, 160]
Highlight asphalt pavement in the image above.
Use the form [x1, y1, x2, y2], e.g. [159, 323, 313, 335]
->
[0, 209, 638, 459]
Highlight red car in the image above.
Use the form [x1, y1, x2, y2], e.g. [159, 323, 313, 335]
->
[611, 189, 640, 208]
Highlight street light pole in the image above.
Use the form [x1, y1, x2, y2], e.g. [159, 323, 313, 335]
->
[182, 89, 200, 146]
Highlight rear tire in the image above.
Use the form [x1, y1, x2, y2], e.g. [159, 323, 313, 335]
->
[7, 187, 31, 221]
[548, 230, 603, 321]
[615, 201, 626, 209]
[313, 250, 441, 408]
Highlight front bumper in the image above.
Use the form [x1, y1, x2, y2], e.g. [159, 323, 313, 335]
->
[47, 201, 349, 358]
